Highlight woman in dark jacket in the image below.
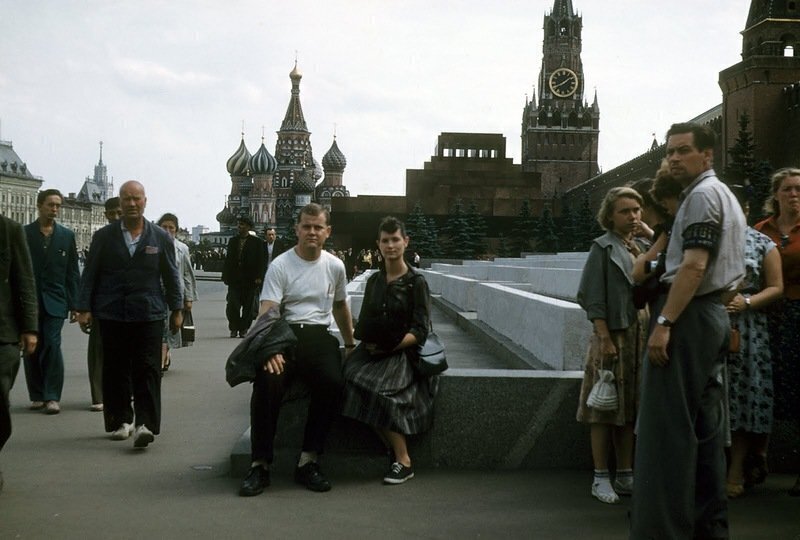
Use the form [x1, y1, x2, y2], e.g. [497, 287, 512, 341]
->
[576, 187, 649, 504]
[341, 216, 436, 485]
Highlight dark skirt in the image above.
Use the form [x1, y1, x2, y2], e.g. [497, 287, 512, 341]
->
[341, 345, 439, 435]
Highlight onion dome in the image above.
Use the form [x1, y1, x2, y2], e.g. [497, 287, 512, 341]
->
[226, 138, 251, 176]
[322, 138, 347, 172]
[216, 204, 235, 225]
[249, 142, 277, 175]
[290, 61, 302, 82]
[292, 167, 316, 194]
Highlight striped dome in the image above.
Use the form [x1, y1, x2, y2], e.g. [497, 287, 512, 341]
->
[249, 142, 277, 175]
[322, 138, 346, 172]
[226, 138, 251, 176]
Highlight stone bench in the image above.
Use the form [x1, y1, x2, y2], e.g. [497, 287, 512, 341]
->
[230, 369, 591, 477]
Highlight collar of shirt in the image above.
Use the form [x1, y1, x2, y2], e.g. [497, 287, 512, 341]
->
[679, 168, 716, 201]
[120, 221, 141, 256]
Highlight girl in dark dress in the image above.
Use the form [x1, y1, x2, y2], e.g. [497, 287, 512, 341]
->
[341, 217, 437, 484]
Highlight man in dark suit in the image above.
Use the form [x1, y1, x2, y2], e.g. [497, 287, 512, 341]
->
[75, 180, 182, 449]
[23, 189, 80, 415]
[222, 216, 264, 338]
[263, 227, 286, 270]
[0, 215, 38, 491]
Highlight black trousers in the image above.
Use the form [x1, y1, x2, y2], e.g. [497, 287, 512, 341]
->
[226, 285, 257, 333]
[99, 319, 163, 434]
[250, 326, 343, 464]
[0, 343, 21, 452]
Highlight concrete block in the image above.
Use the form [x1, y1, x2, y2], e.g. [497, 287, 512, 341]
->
[230, 369, 592, 477]
[475, 283, 590, 370]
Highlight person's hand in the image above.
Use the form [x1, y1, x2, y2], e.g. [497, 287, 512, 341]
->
[264, 353, 286, 374]
[20, 332, 37, 355]
[344, 345, 356, 359]
[647, 325, 670, 366]
[69, 310, 79, 323]
[76, 312, 92, 334]
[595, 334, 617, 368]
[184, 301, 193, 311]
[726, 294, 747, 314]
[169, 310, 183, 334]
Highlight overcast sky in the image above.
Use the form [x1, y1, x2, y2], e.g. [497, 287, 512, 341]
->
[1, 0, 752, 229]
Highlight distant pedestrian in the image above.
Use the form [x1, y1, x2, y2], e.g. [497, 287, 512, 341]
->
[158, 213, 198, 372]
[84, 196, 122, 412]
[222, 216, 264, 338]
[631, 123, 745, 539]
[23, 189, 80, 415]
[0, 215, 38, 491]
[76, 180, 183, 449]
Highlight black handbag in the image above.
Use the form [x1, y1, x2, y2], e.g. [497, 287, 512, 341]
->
[181, 309, 195, 344]
[415, 328, 448, 377]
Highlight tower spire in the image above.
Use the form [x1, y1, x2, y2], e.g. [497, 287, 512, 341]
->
[99, 141, 103, 165]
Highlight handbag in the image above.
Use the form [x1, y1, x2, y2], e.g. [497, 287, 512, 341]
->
[586, 353, 618, 411]
[181, 309, 196, 345]
[415, 328, 448, 377]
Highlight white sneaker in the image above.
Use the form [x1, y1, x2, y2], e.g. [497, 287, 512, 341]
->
[591, 482, 620, 504]
[110, 423, 134, 441]
[133, 425, 154, 448]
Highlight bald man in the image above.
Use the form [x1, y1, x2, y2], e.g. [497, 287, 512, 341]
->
[76, 181, 182, 449]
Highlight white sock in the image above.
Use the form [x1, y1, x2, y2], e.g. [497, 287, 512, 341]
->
[592, 469, 619, 503]
[250, 460, 268, 470]
[298, 451, 317, 467]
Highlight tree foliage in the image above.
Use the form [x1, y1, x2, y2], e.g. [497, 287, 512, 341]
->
[535, 203, 559, 253]
[443, 198, 475, 259]
[510, 199, 537, 256]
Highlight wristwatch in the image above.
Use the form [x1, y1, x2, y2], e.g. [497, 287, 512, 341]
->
[743, 294, 751, 309]
[656, 315, 673, 328]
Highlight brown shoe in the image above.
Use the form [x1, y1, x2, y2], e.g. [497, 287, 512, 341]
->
[44, 401, 60, 415]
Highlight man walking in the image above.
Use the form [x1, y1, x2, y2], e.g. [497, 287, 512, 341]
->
[631, 123, 745, 539]
[75, 181, 182, 449]
[23, 189, 80, 415]
[222, 216, 264, 337]
[84, 196, 122, 412]
[263, 227, 286, 270]
[0, 215, 38, 491]
[239, 203, 355, 496]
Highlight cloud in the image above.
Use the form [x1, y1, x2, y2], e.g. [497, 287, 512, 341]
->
[112, 56, 219, 92]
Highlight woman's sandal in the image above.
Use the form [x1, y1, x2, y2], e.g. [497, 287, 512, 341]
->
[162, 354, 171, 372]
[726, 482, 745, 499]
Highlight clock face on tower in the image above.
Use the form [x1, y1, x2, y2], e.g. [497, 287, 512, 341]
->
[548, 68, 579, 98]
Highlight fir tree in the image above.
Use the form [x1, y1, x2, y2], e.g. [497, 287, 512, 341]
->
[558, 196, 579, 252]
[511, 199, 537, 256]
[575, 191, 601, 250]
[426, 217, 441, 258]
[536, 203, 559, 253]
[725, 112, 757, 186]
[406, 201, 431, 256]
[466, 201, 487, 258]
[748, 160, 774, 224]
[497, 233, 514, 258]
[444, 198, 474, 259]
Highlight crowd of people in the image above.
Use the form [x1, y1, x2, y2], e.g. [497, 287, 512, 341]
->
[0, 122, 797, 538]
[576, 122, 799, 538]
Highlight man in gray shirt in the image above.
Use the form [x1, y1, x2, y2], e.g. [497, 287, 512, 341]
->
[631, 123, 745, 539]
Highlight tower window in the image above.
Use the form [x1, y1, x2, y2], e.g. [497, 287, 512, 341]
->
[785, 45, 795, 57]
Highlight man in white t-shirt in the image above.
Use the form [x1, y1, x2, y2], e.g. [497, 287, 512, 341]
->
[239, 203, 356, 497]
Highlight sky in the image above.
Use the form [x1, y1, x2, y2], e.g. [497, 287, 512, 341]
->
[1, 0, 753, 230]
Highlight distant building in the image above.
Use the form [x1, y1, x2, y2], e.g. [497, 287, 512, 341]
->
[0, 139, 42, 224]
[521, 0, 600, 196]
[77, 141, 114, 203]
[192, 225, 210, 243]
[218, 62, 350, 237]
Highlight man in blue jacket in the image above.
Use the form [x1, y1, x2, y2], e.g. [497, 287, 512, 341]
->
[75, 181, 182, 449]
[23, 189, 80, 415]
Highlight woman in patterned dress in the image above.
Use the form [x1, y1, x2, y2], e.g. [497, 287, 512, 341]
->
[755, 167, 800, 496]
[724, 219, 782, 498]
[341, 217, 437, 485]
[576, 187, 649, 504]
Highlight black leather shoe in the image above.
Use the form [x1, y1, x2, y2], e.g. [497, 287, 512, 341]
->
[294, 462, 331, 492]
[239, 466, 270, 497]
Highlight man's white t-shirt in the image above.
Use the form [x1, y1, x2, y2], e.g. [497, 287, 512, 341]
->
[260, 248, 347, 326]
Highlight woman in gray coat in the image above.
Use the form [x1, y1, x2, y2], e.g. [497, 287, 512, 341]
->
[576, 187, 649, 504]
